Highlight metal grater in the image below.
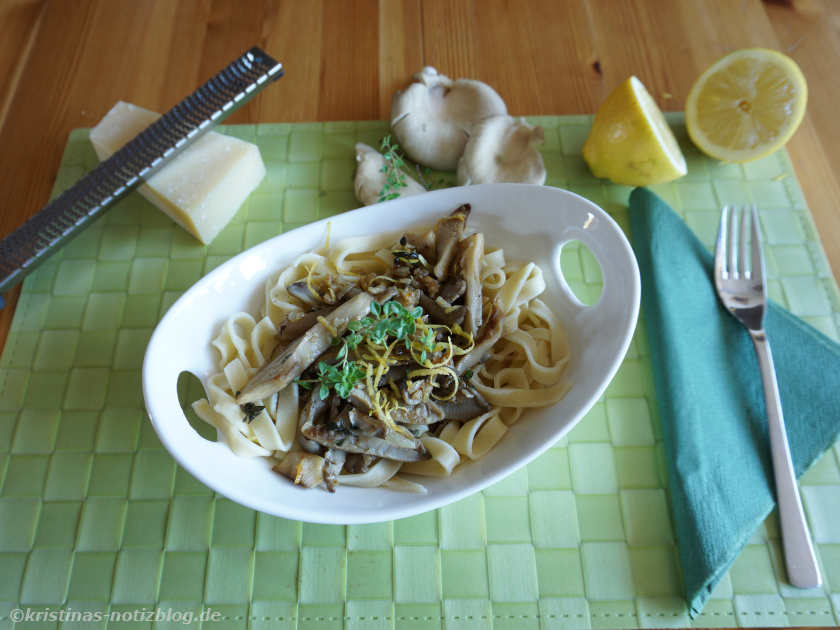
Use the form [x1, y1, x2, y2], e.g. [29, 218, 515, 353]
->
[0, 46, 283, 307]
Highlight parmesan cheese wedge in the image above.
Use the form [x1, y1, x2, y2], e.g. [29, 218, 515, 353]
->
[90, 101, 266, 244]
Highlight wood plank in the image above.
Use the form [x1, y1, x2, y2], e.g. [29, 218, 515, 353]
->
[155, 0, 212, 109]
[261, 0, 324, 121]
[197, 0, 267, 124]
[474, 0, 597, 114]
[0, 0, 99, 238]
[421, 0, 477, 78]
[767, 0, 840, 278]
[378, 0, 424, 118]
[0, 0, 46, 131]
[318, 0, 380, 121]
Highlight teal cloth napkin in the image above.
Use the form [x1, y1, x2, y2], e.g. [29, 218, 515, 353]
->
[628, 187, 840, 618]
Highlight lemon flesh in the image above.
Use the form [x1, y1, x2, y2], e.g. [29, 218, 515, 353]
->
[686, 48, 807, 163]
[583, 76, 686, 186]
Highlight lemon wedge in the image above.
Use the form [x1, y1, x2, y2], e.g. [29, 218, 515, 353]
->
[686, 48, 807, 163]
[582, 76, 686, 186]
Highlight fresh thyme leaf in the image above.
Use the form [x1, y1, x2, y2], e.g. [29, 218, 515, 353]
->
[377, 135, 410, 201]
[240, 402, 265, 423]
[306, 299, 434, 401]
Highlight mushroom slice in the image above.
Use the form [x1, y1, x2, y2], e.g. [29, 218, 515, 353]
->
[390, 401, 445, 426]
[438, 387, 491, 420]
[433, 204, 470, 280]
[455, 304, 504, 375]
[298, 389, 328, 453]
[287, 280, 323, 307]
[303, 423, 428, 462]
[460, 232, 484, 335]
[456, 115, 546, 186]
[390, 67, 508, 171]
[438, 277, 466, 303]
[237, 292, 374, 404]
[405, 228, 436, 263]
[273, 451, 325, 488]
[354, 142, 426, 206]
[343, 453, 369, 474]
[276, 306, 333, 348]
[419, 293, 465, 327]
[323, 448, 347, 493]
[401, 377, 435, 406]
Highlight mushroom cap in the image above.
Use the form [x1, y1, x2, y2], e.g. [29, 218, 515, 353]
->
[456, 115, 547, 186]
[390, 67, 508, 171]
[354, 142, 426, 206]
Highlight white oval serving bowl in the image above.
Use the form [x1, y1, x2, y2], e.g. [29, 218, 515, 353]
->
[143, 183, 640, 524]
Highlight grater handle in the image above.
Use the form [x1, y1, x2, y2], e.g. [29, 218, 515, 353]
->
[0, 46, 283, 308]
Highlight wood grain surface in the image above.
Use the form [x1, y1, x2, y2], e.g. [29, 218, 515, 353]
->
[1, 0, 839, 360]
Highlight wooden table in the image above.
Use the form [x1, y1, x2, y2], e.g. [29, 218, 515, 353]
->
[1, 0, 839, 356]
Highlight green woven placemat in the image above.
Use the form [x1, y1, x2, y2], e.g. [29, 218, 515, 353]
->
[1, 115, 839, 629]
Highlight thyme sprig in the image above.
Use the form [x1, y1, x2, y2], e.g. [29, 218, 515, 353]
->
[378, 135, 409, 202]
[296, 300, 428, 400]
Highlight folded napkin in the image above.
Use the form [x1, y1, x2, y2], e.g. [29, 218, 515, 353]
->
[628, 187, 840, 618]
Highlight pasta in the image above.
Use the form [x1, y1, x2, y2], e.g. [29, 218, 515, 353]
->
[192, 204, 571, 492]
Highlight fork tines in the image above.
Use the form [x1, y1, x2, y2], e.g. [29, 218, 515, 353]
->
[715, 204, 763, 284]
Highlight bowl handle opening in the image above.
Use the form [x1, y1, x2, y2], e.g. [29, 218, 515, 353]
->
[551, 209, 640, 330]
[143, 335, 227, 463]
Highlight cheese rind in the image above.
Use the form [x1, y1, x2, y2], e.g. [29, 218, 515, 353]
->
[90, 101, 266, 244]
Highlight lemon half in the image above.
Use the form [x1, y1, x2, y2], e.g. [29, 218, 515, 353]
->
[686, 48, 807, 163]
[583, 76, 686, 187]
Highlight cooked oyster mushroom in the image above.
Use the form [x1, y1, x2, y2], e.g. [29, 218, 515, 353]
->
[438, 387, 491, 420]
[456, 115, 546, 186]
[273, 451, 325, 488]
[455, 304, 504, 375]
[390, 67, 508, 171]
[237, 292, 374, 404]
[460, 232, 484, 335]
[433, 204, 470, 280]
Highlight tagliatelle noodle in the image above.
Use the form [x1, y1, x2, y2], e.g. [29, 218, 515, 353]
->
[400, 435, 461, 477]
[338, 458, 401, 487]
[211, 313, 256, 365]
[382, 476, 428, 494]
[250, 409, 287, 452]
[480, 248, 507, 290]
[192, 399, 272, 457]
[269, 385, 299, 450]
[452, 410, 508, 460]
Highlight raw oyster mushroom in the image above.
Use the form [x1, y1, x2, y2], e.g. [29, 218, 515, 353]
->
[353, 142, 426, 206]
[456, 115, 546, 186]
[390, 67, 507, 171]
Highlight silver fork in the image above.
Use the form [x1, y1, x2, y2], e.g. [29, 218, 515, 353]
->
[714, 204, 821, 589]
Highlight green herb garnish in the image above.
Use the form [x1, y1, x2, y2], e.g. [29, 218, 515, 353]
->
[240, 402, 265, 423]
[296, 299, 428, 400]
[378, 135, 408, 202]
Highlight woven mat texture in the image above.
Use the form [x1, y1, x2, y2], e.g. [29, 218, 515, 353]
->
[0, 115, 839, 629]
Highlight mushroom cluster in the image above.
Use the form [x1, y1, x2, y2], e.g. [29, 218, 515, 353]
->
[354, 67, 546, 206]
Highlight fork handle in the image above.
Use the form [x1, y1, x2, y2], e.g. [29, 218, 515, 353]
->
[750, 330, 822, 589]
